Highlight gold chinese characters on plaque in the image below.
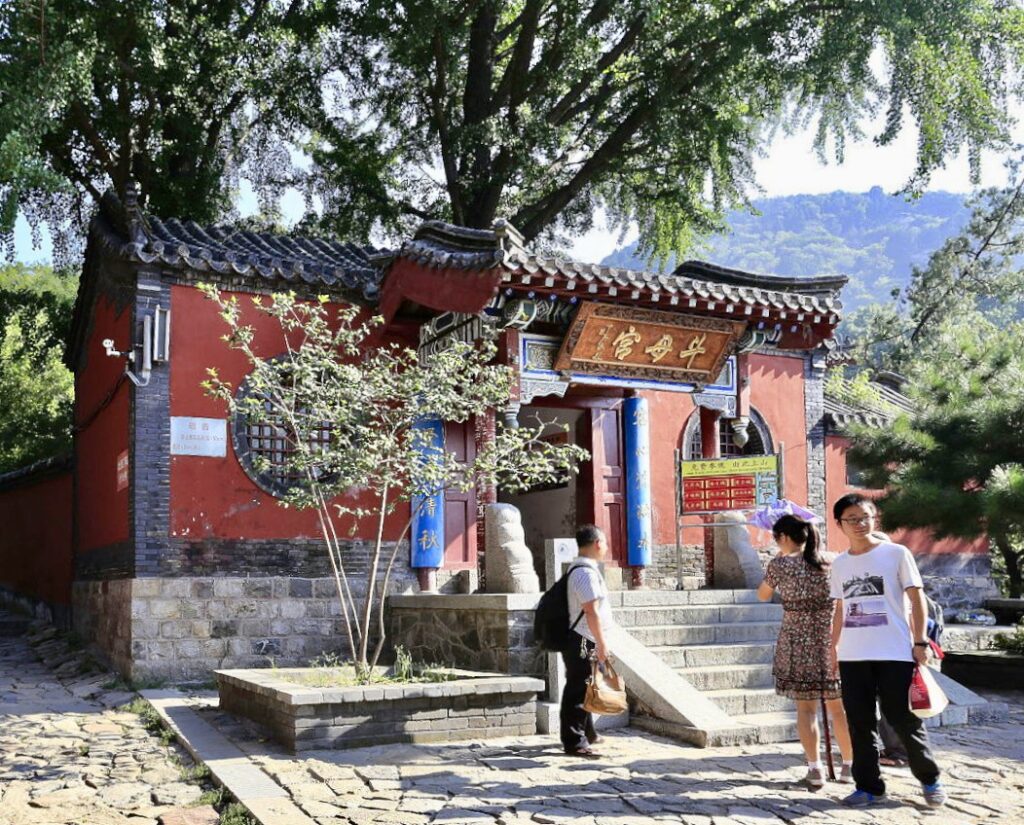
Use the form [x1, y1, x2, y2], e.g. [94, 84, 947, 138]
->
[553, 302, 746, 383]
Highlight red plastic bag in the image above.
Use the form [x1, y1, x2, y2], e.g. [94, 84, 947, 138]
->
[909, 664, 948, 718]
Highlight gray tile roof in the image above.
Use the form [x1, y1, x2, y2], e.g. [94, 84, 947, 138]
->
[397, 220, 846, 321]
[91, 192, 844, 323]
[824, 377, 914, 431]
[92, 190, 385, 302]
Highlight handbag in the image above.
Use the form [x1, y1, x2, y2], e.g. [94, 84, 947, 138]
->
[909, 663, 949, 719]
[583, 658, 627, 715]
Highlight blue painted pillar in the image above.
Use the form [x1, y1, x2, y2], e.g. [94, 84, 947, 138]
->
[410, 418, 445, 573]
[624, 396, 653, 571]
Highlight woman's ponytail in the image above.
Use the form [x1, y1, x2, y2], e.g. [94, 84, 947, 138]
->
[802, 521, 826, 571]
[772, 514, 827, 570]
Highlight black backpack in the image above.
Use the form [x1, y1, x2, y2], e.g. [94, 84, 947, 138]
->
[534, 564, 587, 651]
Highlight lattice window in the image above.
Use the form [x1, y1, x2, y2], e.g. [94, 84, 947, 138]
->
[683, 408, 772, 460]
[232, 386, 333, 498]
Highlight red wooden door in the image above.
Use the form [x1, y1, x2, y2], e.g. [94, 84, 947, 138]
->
[443, 420, 477, 568]
[579, 406, 627, 565]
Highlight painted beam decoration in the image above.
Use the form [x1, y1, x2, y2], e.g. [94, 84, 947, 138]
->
[554, 303, 746, 385]
[680, 455, 781, 513]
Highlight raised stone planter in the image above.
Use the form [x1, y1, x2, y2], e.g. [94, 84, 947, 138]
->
[943, 650, 1024, 690]
[216, 667, 544, 752]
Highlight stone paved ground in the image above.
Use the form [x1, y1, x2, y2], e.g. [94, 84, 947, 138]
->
[0, 625, 220, 825]
[200, 685, 1024, 825]
[3, 619, 1023, 825]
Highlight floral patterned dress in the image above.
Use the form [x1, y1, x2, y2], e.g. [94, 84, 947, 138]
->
[763, 552, 841, 700]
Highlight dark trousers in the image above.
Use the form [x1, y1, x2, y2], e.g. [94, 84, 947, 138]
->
[839, 660, 940, 794]
[560, 631, 596, 753]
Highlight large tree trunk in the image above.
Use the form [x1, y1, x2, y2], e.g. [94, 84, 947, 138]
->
[993, 532, 1023, 598]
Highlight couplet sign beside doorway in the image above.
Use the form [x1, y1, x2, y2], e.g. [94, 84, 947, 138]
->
[680, 454, 780, 513]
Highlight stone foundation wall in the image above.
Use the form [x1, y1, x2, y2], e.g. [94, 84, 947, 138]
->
[75, 574, 424, 682]
[389, 594, 544, 680]
[72, 579, 133, 675]
[916, 553, 999, 615]
[641, 544, 706, 590]
[217, 668, 542, 752]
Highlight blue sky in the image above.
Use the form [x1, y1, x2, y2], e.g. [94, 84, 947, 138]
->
[13, 107, 1023, 266]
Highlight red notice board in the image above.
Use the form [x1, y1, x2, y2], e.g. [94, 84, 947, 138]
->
[680, 455, 780, 514]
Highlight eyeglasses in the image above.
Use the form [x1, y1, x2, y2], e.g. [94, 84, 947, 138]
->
[839, 515, 875, 526]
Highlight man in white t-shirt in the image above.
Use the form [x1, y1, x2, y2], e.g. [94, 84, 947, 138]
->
[561, 524, 614, 756]
[829, 493, 945, 809]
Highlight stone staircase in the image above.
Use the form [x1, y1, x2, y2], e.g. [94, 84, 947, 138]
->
[613, 588, 797, 742]
[612, 587, 1007, 744]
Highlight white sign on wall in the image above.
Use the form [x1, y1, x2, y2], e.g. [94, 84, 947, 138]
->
[170, 417, 227, 457]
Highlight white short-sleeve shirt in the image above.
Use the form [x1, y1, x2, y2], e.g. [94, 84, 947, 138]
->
[566, 556, 614, 643]
[829, 541, 924, 662]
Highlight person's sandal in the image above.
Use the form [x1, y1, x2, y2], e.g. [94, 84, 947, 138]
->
[804, 766, 825, 789]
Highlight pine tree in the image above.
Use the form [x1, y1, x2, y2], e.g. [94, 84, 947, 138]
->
[848, 321, 1024, 597]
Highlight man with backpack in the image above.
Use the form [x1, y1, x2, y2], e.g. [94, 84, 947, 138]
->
[556, 524, 614, 756]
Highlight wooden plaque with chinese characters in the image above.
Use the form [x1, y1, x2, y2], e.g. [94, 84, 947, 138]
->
[553, 303, 746, 384]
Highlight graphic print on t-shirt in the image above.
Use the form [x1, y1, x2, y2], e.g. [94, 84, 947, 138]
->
[842, 575, 889, 627]
[842, 574, 884, 598]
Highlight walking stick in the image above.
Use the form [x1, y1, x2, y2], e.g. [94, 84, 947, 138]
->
[820, 697, 836, 781]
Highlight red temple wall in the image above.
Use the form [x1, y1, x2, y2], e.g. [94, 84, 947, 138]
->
[824, 433, 985, 555]
[645, 352, 809, 547]
[167, 285, 407, 542]
[0, 471, 73, 607]
[75, 295, 131, 553]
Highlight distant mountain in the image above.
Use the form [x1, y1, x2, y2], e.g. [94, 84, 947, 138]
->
[600, 188, 970, 313]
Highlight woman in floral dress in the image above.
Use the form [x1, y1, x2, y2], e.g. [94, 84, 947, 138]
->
[758, 514, 853, 788]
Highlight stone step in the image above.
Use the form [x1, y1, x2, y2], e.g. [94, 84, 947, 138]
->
[647, 642, 776, 669]
[627, 621, 781, 647]
[676, 663, 776, 691]
[704, 687, 792, 716]
[616, 602, 782, 628]
[610, 588, 764, 607]
[734, 710, 799, 744]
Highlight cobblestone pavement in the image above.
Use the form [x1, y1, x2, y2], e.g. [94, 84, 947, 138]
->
[201, 689, 1024, 825]
[0, 626, 217, 825]
[3, 621, 1023, 825]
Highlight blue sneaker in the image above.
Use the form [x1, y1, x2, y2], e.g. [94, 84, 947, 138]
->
[922, 782, 947, 808]
[841, 789, 885, 807]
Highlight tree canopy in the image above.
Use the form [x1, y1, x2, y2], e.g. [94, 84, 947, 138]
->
[3, 1, 1023, 264]
[847, 320, 1024, 597]
[0, 263, 76, 472]
[0, 0, 330, 263]
[306, 0, 1024, 256]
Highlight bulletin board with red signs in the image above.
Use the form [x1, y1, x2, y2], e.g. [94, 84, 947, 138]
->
[679, 454, 781, 514]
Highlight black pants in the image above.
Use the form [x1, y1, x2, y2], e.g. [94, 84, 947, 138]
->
[839, 660, 940, 794]
[560, 631, 596, 753]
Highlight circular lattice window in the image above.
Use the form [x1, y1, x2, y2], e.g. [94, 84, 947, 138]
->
[231, 372, 333, 498]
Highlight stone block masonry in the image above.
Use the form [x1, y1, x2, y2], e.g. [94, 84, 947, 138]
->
[388, 594, 546, 687]
[216, 668, 544, 752]
[74, 575, 421, 682]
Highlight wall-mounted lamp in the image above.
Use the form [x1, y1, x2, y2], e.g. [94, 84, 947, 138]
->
[103, 305, 170, 387]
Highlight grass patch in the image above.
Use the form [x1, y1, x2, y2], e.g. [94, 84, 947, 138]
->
[181, 762, 212, 783]
[76, 743, 90, 757]
[123, 697, 176, 746]
[219, 802, 255, 825]
[198, 787, 225, 807]
[278, 646, 458, 688]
